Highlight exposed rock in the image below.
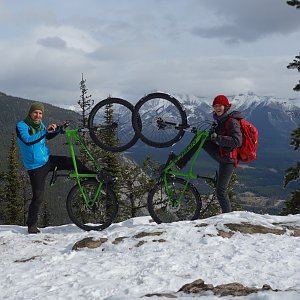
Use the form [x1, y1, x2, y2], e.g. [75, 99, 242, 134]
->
[178, 279, 214, 294]
[217, 230, 234, 238]
[177, 279, 279, 297]
[14, 256, 39, 263]
[133, 231, 164, 239]
[144, 292, 177, 298]
[72, 237, 108, 251]
[194, 223, 209, 228]
[213, 283, 259, 297]
[272, 223, 300, 237]
[112, 236, 128, 245]
[152, 239, 166, 243]
[135, 240, 147, 247]
[224, 223, 286, 235]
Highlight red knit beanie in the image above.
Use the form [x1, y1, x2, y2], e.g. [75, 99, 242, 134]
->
[212, 95, 231, 107]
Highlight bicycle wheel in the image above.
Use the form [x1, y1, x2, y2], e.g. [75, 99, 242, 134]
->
[132, 92, 188, 148]
[147, 177, 202, 224]
[88, 97, 139, 152]
[66, 179, 119, 231]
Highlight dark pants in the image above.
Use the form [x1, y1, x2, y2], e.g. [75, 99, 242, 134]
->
[202, 141, 235, 213]
[27, 155, 93, 227]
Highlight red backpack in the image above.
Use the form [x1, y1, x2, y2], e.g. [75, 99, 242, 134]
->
[221, 117, 258, 167]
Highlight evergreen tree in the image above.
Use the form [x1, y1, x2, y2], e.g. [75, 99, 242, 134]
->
[78, 73, 94, 128]
[287, 0, 300, 9]
[0, 171, 6, 223]
[77, 73, 94, 164]
[118, 157, 156, 218]
[282, 1, 300, 215]
[282, 128, 300, 214]
[287, 53, 300, 92]
[3, 134, 24, 225]
[98, 102, 124, 221]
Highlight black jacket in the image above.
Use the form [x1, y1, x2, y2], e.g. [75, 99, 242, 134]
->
[214, 110, 243, 153]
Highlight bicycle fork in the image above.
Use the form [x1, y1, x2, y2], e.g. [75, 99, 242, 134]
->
[162, 175, 190, 209]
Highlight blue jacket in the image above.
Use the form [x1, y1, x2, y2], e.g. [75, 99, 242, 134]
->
[16, 120, 52, 170]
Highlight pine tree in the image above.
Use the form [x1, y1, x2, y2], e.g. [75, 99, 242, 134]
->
[98, 103, 124, 220]
[287, 0, 300, 9]
[0, 171, 6, 223]
[287, 53, 300, 92]
[282, 1, 300, 214]
[119, 157, 156, 218]
[282, 128, 300, 214]
[78, 73, 94, 129]
[3, 134, 24, 225]
[77, 74, 94, 164]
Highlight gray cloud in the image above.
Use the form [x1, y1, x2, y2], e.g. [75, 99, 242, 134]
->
[37, 36, 67, 49]
[190, 0, 300, 43]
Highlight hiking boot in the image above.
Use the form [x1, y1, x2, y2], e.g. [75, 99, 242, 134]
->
[28, 225, 40, 234]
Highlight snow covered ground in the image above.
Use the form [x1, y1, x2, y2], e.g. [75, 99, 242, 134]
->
[0, 211, 300, 300]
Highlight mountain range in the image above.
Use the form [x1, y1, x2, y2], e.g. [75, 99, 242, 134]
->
[125, 92, 300, 203]
[1, 90, 299, 208]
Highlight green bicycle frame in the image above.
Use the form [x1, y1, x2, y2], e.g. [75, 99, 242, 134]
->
[161, 129, 209, 207]
[65, 129, 103, 209]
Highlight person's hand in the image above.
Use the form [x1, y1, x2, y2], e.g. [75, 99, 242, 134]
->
[47, 123, 57, 132]
[210, 132, 219, 144]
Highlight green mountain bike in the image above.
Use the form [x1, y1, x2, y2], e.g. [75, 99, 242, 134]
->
[132, 92, 218, 224]
[53, 97, 140, 231]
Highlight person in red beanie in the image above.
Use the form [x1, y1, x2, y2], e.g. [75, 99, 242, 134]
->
[203, 95, 243, 213]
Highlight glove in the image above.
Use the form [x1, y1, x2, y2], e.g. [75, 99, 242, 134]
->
[210, 132, 217, 141]
[210, 132, 219, 145]
[59, 121, 70, 134]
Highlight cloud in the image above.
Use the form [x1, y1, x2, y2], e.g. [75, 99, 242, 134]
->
[0, 0, 299, 106]
[33, 25, 99, 53]
[37, 36, 66, 49]
[190, 0, 300, 43]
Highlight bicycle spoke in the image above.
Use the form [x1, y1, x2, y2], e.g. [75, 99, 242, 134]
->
[148, 177, 201, 223]
[66, 180, 118, 231]
[132, 92, 187, 148]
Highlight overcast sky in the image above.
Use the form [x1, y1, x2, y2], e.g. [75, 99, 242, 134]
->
[0, 0, 300, 107]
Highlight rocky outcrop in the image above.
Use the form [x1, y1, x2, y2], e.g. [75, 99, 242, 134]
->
[144, 279, 279, 298]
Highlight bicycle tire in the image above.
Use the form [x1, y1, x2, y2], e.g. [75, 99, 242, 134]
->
[66, 179, 119, 231]
[147, 177, 202, 224]
[132, 92, 188, 148]
[88, 97, 139, 152]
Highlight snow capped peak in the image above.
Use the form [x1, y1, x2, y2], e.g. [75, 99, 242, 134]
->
[170, 92, 300, 111]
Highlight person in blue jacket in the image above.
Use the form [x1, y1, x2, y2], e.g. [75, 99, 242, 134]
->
[16, 102, 93, 234]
